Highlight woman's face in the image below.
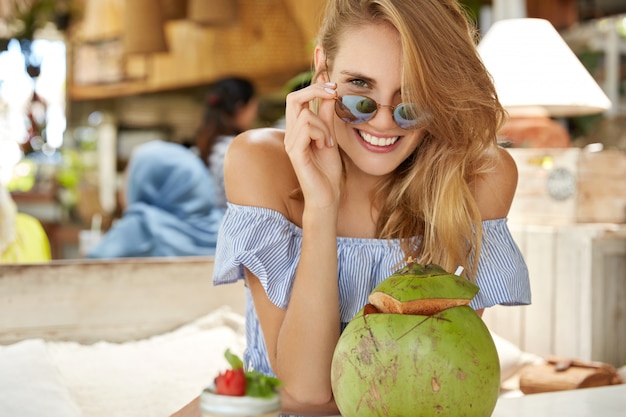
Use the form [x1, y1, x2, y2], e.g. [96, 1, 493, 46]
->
[324, 23, 426, 178]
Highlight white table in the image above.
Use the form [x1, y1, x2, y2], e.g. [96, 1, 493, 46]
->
[492, 385, 626, 417]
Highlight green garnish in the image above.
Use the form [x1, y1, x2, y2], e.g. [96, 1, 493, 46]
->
[223, 349, 282, 399]
[224, 349, 244, 369]
[245, 370, 282, 398]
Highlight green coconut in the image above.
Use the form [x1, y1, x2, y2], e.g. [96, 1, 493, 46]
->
[331, 262, 500, 417]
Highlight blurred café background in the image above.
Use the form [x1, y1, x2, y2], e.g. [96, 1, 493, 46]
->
[0, 0, 625, 260]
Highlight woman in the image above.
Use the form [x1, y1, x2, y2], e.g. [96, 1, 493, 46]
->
[86, 140, 224, 259]
[195, 77, 258, 209]
[175, 1, 530, 416]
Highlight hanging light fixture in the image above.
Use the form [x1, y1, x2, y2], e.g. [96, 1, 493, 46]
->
[477, 18, 612, 118]
[123, 0, 168, 54]
[187, 0, 237, 26]
[79, 0, 123, 42]
[161, 0, 189, 20]
[478, 18, 613, 147]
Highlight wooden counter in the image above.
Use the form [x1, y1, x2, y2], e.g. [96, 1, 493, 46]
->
[0, 256, 245, 345]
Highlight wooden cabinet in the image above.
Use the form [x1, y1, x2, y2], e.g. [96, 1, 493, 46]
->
[507, 148, 626, 225]
[483, 222, 626, 367]
[68, 0, 326, 100]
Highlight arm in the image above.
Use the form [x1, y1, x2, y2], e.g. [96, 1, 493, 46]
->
[225, 79, 342, 415]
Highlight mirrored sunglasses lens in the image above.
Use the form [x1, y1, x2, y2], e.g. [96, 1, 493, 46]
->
[394, 103, 421, 129]
[336, 95, 377, 123]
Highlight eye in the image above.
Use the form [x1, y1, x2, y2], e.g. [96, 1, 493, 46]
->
[349, 78, 369, 88]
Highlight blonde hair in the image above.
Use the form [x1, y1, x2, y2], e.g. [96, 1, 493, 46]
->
[317, 0, 506, 278]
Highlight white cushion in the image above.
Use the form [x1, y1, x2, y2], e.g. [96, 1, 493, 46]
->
[0, 339, 83, 417]
[491, 331, 544, 382]
[47, 306, 246, 417]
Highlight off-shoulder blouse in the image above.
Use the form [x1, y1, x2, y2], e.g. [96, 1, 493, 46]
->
[213, 203, 530, 413]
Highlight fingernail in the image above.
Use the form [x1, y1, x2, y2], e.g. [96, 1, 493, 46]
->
[324, 87, 336, 95]
[325, 82, 336, 87]
[328, 136, 334, 147]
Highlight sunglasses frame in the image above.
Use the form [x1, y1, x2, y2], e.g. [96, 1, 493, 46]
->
[324, 60, 426, 130]
[333, 94, 422, 130]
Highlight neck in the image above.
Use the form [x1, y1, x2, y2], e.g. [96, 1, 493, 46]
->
[338, 161, 388, 238]
[342, 154, 390, 200]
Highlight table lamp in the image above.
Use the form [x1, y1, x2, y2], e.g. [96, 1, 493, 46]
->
[477, 18, 612, 147]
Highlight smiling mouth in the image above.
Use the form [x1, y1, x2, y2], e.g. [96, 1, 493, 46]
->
[359, 131, 399, 147]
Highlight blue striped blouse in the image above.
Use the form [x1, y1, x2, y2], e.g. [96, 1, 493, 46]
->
[213, 203, 530, 415]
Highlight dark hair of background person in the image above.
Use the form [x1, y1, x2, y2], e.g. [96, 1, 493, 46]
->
[195, 77, 257, 168]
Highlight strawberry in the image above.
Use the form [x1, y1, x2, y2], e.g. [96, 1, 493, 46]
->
[214, 367, 246, 396]
[213, 349, 281, 398]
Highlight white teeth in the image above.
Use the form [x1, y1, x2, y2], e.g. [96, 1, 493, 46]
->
[360, 131, 399, 147]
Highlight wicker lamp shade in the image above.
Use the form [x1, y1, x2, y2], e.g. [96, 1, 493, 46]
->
[123, 0, 168, 54]
[80, 0, 123, 41]
[161, 0, 188, 20]
[188, 0, 238, 26]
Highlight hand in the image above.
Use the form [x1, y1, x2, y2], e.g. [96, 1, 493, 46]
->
[284, 82, 342, 209]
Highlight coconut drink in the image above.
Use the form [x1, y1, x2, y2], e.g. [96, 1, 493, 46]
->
[331, 262, 500, 417]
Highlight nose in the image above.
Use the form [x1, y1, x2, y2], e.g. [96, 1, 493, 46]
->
[369, 103, 398, 130]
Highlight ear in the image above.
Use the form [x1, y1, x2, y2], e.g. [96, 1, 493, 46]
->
[314, 46, 329, 83]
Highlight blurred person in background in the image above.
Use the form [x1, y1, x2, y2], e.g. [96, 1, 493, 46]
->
[193, 76, 258, 209]
[86, 140, 224, 259]
[0, 184, 51, 263]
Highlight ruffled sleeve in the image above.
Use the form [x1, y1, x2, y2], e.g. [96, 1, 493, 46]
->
[213, 204, 303, 309]
[214, 205, 530, 313]
[470, 218, 531, 309]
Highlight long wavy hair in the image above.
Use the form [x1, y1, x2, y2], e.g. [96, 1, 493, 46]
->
[316, 0, 506, 278]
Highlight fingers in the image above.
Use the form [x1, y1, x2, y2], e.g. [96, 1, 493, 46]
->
[316, 88, 338, 147]
[283, 82, 343, 207]
[284, 109, 329, 154]
[285, 82, 337, 149]
[286, 81, 337, 117]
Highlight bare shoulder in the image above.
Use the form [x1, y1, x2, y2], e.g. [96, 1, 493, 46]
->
[473, 146, 519, 220]
[224, 128, 297, 213]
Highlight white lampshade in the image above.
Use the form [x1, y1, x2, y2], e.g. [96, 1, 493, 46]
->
[477, 18, 612, 118]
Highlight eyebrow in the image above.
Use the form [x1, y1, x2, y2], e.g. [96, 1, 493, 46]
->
[338, 70, 377, 87]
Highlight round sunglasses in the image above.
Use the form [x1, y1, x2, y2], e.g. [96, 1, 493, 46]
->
[334, 95, 426, 130]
